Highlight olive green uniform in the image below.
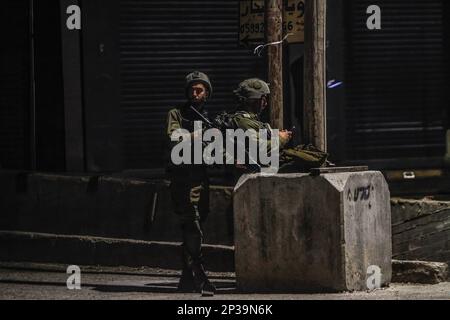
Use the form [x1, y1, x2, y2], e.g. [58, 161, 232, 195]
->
[228, 110, 328, 173]
[228, 77, 328, 174]
[166, 104, 210, 274]
[230, 111, 290, 149]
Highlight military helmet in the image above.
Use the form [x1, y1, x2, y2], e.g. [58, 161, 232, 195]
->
[185, 71, 213, 99]
[234, 78, 270, 101]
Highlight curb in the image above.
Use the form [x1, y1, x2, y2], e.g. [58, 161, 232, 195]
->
[0, 231, 234, 273]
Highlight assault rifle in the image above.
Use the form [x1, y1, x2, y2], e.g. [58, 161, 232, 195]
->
[189, 105, 261, 173]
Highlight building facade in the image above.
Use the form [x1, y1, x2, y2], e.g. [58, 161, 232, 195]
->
[1, 0, 449, 185]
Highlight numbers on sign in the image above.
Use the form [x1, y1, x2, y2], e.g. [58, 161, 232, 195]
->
[282, 21, 294, 32]
[297, 1, 305, 17]
[240, 23, 265, 35]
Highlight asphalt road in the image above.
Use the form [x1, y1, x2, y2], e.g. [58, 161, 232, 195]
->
[1, 262, 450, 300]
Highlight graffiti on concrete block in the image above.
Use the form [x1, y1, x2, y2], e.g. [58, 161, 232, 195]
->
[347, 185, 374, 202]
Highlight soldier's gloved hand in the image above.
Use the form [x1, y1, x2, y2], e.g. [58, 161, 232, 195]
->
[280, 130, 292, 139]
[280, 130, 292, 144]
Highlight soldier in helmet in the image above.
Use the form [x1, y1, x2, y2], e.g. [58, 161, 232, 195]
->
[166, 71, 216, 296]
[228, 78, 328, 174]
[232, 78, 292, 147]
[227, 78, 292, 174]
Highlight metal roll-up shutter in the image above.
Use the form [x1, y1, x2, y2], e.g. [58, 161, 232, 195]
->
[119, 0, 265, 169]
[0, 0, 30, 169]
[343, 0, 448, 161]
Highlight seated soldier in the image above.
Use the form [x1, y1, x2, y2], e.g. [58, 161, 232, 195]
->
[222, 78, 328, 174]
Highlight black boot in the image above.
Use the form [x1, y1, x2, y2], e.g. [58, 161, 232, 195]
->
[177, 267, 197, 293]
[200, 279, 216, 297]
[180, 218, 215, 296]
[192, 262, 216, 297]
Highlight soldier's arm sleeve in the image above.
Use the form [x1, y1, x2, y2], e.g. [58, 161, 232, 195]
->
[232, 115, 256, 131]
[167, 109, 182, 138]
[167, 109, 192, 152]
[260, 123, 290, 150]
[233, 116, 278, 157]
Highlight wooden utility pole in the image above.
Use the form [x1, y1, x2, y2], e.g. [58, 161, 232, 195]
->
[266, 0, 284, 129]
[304, 0, 327, 151]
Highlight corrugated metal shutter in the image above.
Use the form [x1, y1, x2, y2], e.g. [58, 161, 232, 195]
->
[0, 0, 30, 169]
[343, 0, 448, 160]
[119, 0, 266, 169]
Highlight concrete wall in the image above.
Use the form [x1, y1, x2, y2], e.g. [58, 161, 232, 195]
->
[0, 170, 234, 245]
[0, 230, 234, 272]
[391, 198, 450, 264]
[2, 169, 449, 268]
[233, 172, 392, 292]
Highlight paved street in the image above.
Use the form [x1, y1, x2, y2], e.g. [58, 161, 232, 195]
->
[1, 262, 449, 300]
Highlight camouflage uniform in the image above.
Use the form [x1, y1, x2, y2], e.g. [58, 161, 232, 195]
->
[230, 111, 290, 149]
[166, 72, 215, 295]
[229, 78, 328, 173]
[166, 105, 210, 230]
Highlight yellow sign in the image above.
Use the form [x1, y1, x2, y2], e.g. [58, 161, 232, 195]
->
[284, 0, 305, 43]
[239, 0, 265, 44]
[239, 0, 305, 45]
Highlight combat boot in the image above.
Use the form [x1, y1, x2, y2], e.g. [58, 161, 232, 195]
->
[192, 262, 216, 297]
[177, 267, 197, 293]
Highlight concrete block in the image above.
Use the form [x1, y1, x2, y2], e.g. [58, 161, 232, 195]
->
[392, 210, 450, 264]
[233, 171, 392, 292]
[391, 198, 450, 226]
[392, 260, 449, 284]
[391, 199, 450, 265]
